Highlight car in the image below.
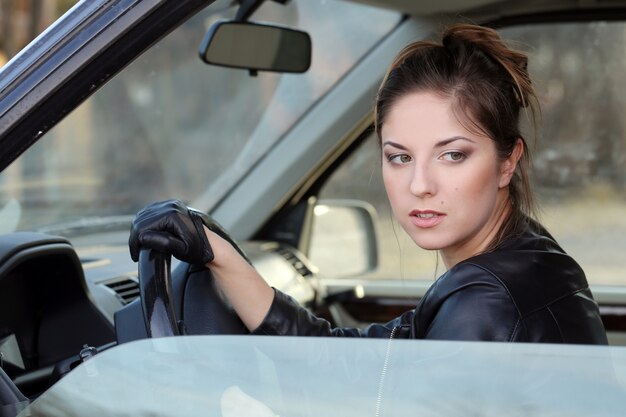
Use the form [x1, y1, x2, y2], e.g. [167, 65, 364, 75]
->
[1, 0, 626, 415]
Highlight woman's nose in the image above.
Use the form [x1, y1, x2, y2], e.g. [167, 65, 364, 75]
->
[409, 163, 435, 197]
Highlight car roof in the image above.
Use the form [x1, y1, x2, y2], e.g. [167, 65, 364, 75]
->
[347, 0, 626, 16]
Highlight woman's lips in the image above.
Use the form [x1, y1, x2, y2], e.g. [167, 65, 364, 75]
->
[409, 210, 446, 228]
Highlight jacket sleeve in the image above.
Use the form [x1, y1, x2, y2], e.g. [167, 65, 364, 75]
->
[251, 289, 414, 338]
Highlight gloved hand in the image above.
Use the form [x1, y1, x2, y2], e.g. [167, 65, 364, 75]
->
[129, 199, 214, 265]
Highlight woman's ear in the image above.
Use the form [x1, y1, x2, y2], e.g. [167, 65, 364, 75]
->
[499, 139, 524, 188]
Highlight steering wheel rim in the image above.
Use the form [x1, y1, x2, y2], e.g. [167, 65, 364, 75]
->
[138, 249, 179, 337]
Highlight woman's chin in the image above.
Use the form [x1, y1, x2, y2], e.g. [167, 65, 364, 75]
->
[410, 237, 444, 251]
[399, 224, 448, 251]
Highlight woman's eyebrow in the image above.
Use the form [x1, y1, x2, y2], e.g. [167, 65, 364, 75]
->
[435, 136, 476, 147]
[382, 140, 407, 149]
[382, 136, 475, 149]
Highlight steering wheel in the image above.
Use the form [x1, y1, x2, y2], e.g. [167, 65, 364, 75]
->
[138, 249, 179, 337]
[137, 245, 249, 338]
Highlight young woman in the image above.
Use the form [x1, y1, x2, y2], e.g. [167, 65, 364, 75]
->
[129, 24, 607, 344]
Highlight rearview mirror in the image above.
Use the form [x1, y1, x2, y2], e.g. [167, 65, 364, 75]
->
[199, 21, 311, 73]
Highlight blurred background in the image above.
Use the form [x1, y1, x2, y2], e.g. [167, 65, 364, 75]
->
[0, 0, 75, 66]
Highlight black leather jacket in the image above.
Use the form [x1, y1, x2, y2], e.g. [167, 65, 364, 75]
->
[252, 225, 608, 344]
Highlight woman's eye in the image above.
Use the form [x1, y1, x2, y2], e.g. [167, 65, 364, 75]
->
[388, 154, 412, 164]
[442, 151, 465, 162]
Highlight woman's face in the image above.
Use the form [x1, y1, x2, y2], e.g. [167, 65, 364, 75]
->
[381, 91, 516, 267]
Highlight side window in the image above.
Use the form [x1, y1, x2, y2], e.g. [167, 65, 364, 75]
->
[505, 21, 626, 287]
[319, 20, 626, 285]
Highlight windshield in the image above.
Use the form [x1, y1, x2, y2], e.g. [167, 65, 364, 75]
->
[20, 336, 626, 416]
[0, 0, 400, 234]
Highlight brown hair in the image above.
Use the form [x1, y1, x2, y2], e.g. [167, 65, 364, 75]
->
[375, 23, 538, 250]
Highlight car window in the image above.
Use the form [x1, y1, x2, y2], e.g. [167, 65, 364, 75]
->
[0, 0, 400, 234]
[21, 336, 626, 417]
[319, 20, 626, 285]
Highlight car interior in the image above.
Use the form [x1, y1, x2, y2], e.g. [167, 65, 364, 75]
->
[1, 0, 626, 413]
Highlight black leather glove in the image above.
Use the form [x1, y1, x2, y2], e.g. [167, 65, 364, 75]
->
[129, 199, 214, 265]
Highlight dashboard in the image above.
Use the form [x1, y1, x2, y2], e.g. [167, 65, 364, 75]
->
[0, 230, 317, 395]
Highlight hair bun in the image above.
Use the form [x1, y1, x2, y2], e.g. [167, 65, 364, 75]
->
[442, 24, 531, 108]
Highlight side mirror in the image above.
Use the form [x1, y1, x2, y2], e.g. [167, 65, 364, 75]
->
[308, 199, 378, 278]
[198, 20, 311, 73]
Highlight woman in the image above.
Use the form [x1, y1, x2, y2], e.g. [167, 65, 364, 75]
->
[129, 24, 607, 344]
